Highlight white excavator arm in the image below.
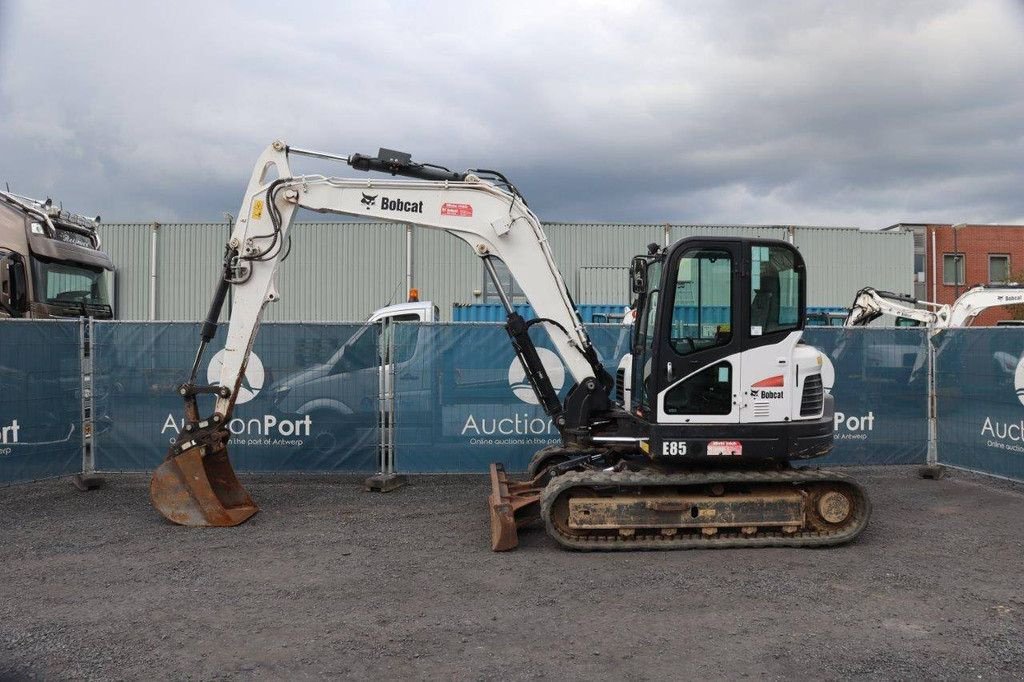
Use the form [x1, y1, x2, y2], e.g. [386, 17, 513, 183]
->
[844, 285, 1024, 330]
[152, 141, 613, 528]
[843, 287, 948, 328]
[205, 141, 602, 420]
[947, 285, 1024, 327]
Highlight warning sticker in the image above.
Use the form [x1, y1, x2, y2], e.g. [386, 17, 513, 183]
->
[251, 199, 264, 220]
[707, 441, 742, 456]
[441, 202, 473, 217]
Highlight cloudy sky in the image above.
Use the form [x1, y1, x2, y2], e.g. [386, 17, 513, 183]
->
[1, 0, 1022, 228]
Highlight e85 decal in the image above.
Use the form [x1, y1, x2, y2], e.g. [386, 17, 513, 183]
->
[661, 440, 687, 456]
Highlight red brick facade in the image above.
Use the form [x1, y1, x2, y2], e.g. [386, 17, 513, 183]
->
[923, 224, 1024, 326]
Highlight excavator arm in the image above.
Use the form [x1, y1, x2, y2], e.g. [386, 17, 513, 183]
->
[843, 287, 947, 328]
[151, 141, 611, 526]
[844, 284, 1024, 329]
[947, 284, 1024, 327]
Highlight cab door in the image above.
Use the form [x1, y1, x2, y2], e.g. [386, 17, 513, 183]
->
[654, 241, 742, 424]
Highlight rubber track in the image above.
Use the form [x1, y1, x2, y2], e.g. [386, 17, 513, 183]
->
[539, 468, 871, 551]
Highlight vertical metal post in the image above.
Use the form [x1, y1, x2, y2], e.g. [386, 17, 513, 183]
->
[73, 317, 102, 490]
[80, 319, 90, 474]
[149, 221, 159, 321]
[377, 320, 387, 472]
[387, 322, 397, 475]
[365, 317, 406, 491]
[406, 223, 414, 297]
[663, 223, 671, 247]
[919, 327, 945, 479]
[926, 330, 937, 466]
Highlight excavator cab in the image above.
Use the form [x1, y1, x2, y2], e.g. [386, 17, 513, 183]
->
[622, 238, 833, 461]
[490, 237, 868, 551]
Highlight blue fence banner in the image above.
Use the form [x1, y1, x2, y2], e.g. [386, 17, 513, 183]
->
[0, 320, 83, 484]
[934, 328, 1024, 481]
[92, 321, 379, 472]
[391, 324, 929, 474]
[392, 322, 629, 473]
[452, 303, 632, 324]
[804, 327, 929, 465]
[1, 319, 1018, 482]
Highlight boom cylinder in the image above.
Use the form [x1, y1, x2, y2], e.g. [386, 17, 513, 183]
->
[482, 257, 564, 419]
[186, 255, 232, 384]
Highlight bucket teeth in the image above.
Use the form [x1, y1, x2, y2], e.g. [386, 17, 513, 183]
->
[150, 444, 258, 527]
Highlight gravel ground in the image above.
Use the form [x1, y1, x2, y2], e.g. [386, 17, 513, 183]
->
[1, 465, 1023, 681]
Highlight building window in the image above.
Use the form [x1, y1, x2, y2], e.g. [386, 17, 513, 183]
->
[943, 253, 965, 286]
[482, 258, 526, 304]
[989, 254, 1010, 284]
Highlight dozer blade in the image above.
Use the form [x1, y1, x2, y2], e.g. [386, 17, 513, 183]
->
[488, 462, 542, 551]
[150, 443, 258, 527]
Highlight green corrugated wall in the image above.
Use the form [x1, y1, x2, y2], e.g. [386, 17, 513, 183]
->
[98, 221, 913, 322]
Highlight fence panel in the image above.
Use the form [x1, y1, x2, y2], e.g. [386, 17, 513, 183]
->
[0, 320, 83, 483]
[392, 322, 628, 473]
[391, 324, 928, 473]
[804, 327, 929, 465]
[92, 321, 379, 472]
[934, 328, 1024, 481]
[6, 319, 1019, 482]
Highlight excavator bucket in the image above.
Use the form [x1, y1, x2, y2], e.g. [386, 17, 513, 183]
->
[150, 443, 258, 527]
[487, 462, 542, 551]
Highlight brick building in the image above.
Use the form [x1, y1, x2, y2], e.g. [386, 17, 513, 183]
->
[884, 223, 1024, 325]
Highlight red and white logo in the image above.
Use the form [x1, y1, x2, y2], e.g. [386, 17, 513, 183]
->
[441, 202, 473, 217]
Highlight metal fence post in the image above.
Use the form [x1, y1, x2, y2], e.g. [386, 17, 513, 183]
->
[387, 322, 397, 476]
[921, 328, 945, 479]
[365, 319, 406, 492]
[73, 317, 102, 490]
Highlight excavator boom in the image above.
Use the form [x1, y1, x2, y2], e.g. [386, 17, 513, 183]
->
[151, 141, 609, 526]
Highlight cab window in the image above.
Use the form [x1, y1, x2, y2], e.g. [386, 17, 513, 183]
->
[633, 259, 661, 410]
[335, 326, 378, 372]
[750, 245, 801, 336]
[381, 313, 422, 364]
[664, 361, 733, 415]
[669, 248, 732, 356]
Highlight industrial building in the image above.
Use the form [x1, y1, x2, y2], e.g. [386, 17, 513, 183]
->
[98, 221, 913, 322]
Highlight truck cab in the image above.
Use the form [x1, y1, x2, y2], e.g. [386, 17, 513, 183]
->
[0, 192, 113, 320]
[270, 299, 438, 430]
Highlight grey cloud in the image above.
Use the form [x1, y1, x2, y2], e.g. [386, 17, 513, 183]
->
[0, 0, 1022, 227]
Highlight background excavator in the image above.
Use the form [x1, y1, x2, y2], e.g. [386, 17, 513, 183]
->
[150, 141, 871, 551]
[845, 285, 1024, 329]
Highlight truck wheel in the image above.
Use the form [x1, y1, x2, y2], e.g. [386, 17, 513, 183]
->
[308, 409, 348, 454]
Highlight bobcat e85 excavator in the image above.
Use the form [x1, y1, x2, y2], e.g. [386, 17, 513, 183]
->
[150, 141, 871, 551]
